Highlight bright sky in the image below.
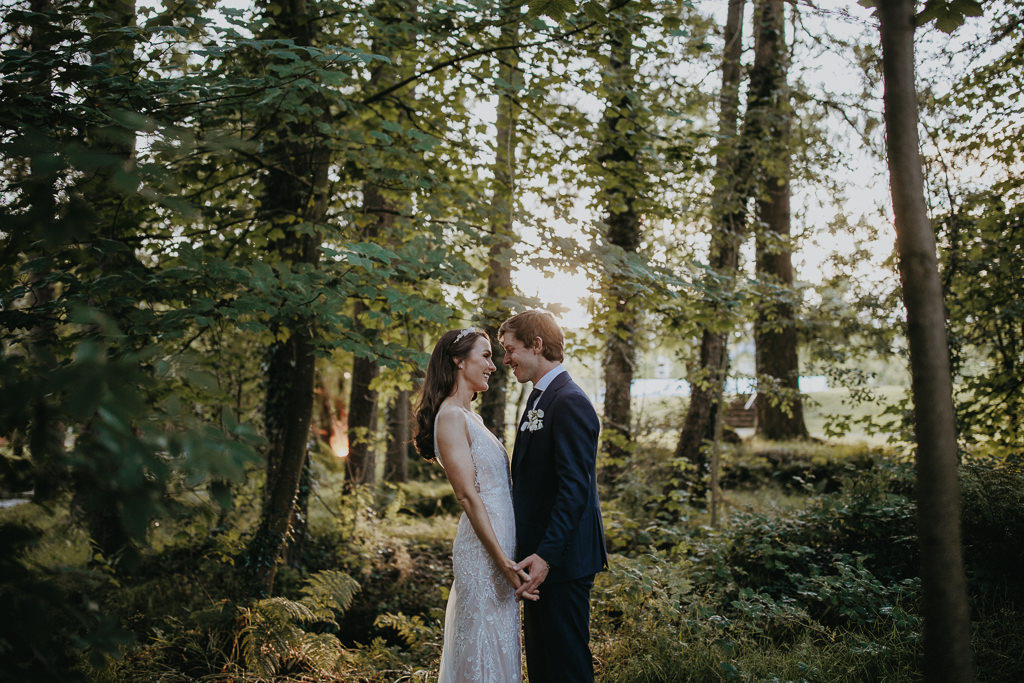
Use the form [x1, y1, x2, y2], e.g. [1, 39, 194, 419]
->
[513, 0, 898, 330]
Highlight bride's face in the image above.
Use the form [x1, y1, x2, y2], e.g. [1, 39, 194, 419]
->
[457, 336, 496, 393]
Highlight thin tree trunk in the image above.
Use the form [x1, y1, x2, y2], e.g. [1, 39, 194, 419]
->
[71, 0, 137, 558]
[346, 191, 384, 489]
[284, 455, 313, 566]
[345, 1, 411, 486]
[25, 0, 65, 502]
[242, 0, 330, 596]
[674, 0, 746, 497]
[385, 389, 411, 482]
[248, 331, 319, 593]
[346, 305, 380, 487]
[598, 3, 641, 486]
[479, 2, 522, 443]
[750, 0, 808, 441]
[877, 2, 974, 679]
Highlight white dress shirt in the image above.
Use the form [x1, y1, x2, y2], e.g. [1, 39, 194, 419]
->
[530, 363, 566, 408]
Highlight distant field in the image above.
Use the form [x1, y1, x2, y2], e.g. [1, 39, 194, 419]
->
[802, 385, 909, 445]
[632, 385, 910, 447]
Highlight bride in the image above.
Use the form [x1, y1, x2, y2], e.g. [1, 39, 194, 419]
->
[413, 327, 537, 682]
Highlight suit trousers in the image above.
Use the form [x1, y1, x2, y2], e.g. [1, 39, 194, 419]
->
[523, 574, 595, 683]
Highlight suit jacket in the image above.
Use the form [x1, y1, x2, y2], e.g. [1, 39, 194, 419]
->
[511, 371, 608, 584]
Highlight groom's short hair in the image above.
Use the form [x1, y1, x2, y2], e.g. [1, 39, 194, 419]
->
[498, 310, 564, 362]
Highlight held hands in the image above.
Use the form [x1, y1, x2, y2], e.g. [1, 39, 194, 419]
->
[502, 560, 540, 601]
[512, 553, 549, 600]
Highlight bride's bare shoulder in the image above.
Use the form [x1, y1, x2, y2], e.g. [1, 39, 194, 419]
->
[435, 402, 469, 430]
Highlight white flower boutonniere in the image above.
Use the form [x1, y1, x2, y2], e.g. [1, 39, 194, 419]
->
[521, 408, 545, 432]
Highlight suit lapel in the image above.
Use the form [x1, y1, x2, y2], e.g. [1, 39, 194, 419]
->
[512, 372, 572, 475]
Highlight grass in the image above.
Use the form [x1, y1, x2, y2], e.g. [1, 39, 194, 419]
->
[631, 385, 910, 448]
[3, 436, 1021, 682]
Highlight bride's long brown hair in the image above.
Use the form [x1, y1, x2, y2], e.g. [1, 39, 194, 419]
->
[413, 328, 489, 461]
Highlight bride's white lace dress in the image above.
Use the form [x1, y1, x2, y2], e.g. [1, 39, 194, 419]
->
[435, 408, 521, 683]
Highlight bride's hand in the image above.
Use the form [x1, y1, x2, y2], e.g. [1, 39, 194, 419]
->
[502, 563, 540, 601]
[517, 568, 540, 602]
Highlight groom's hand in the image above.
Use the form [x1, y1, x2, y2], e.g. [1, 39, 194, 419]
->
[513, 553, 549, 598]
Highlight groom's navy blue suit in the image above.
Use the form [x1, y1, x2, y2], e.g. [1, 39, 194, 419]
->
[512, 371, 607, 683]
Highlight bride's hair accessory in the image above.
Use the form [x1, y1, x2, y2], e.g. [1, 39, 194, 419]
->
[454, 327, 476, 344]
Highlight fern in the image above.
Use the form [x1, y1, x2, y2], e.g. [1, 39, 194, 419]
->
[300, 569, 361, 622]
[374, 611, 434, 649]
[233, 571, 359, 677]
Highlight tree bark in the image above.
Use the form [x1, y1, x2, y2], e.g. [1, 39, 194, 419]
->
[346, 302, 380, 487]
[479, 2, 522, 443]
[242, 0, 330, 596]
[24, 0, 66, 502]
[749, 0, 808, 441]
[674, 0, 746, 495]
[345, 1, 413, 487]
[248, 331, 319, 594]
[385, 389, 411, 483]
[877, 2, 974, 679]
[345, 189, 388, 489]
[598, 3, 642, 486]
[69, 0, 138, 558]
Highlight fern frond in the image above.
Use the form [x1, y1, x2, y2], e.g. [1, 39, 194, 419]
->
[298, 632, 343, 672]
[256, 595, 318, 624]
[300, 569, 361, 620]
[373, 611, 433, 648]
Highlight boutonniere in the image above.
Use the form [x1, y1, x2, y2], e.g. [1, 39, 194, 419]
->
[521, 408, 544, 432]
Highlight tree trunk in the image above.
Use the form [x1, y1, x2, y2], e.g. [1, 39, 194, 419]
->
[877, 2, 974, 679]
[385, 389, 411, 483]
[673, 0, 746, 496]
[70, 0, 138, 558]
[284, 455, 313, 567]
[750, 0, 808, 441]
[242, 0, 330, 596]
[598, 4, 642, 486]
[25, 0, 66, 502]
[346, 302, 380, 487]
[479, 2, 522, 443]
[247, 331, 319, 594]
[345, 1, 413, 486]
[345, 184, 385, 488]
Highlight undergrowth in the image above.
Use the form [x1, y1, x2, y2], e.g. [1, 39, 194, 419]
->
[1, 448, 1021, 681]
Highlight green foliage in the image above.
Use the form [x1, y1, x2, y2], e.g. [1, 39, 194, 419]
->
[238, 570, 359, 679]
[937, 193, 1024, 459]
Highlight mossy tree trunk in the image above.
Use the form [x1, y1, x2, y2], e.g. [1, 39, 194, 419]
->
[674, 0, 747, 499]
[479, 1, 523, 444]
[750, 0, 808, 441]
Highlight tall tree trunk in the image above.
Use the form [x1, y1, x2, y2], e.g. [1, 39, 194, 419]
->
[345, 0, 413, 486]
[70, 0, 138, 559]
[598, 4, 642, 486]
[242, 0, 330, 597]
[385, 389, 411, 483]
[479, 2, 522, 443]
[284, 455, 313, 566]
[25, 0, 66, 502]
[673, 0, 747, 498]
[345, 189, 387, 489]
[750, 0, 808, 441]
[877, 2, 974, 679]
[249, 330, 319, 593]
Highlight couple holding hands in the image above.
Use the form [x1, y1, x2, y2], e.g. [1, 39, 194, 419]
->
[413, 310, 608, 683]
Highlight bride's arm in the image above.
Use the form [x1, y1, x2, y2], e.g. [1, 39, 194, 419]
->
[436, 411, 537, 600]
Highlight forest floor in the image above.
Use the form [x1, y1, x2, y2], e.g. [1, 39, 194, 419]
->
[2, 413, 1023, 681]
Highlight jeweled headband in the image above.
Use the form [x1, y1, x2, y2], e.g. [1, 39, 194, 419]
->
[453, 327, 477, 344]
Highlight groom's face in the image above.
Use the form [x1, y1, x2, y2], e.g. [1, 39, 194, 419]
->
[500, 331, 541, 385]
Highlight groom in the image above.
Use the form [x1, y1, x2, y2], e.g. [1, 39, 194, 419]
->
[499, 310, 607, 683]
